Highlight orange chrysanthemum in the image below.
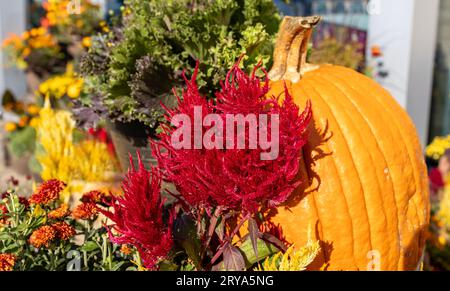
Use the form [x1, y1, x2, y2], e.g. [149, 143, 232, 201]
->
[29, 180, 66, 205]
[0, 254, 15, 271]
[52, 222, 76, 241]
[29, 225, 57, 248]
[120, 245, 133, 256]
[48, 204, 70, 220]
[72, 202, 97, 220]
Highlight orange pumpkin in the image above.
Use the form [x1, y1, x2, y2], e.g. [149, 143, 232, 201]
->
[268, 16, 430, 271]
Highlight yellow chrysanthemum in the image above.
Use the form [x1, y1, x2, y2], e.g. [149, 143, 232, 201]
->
[38, 64, 83, 99]
[4, 122, 17, 132]
[257, 241, 320, 271]
[426, 135, 450, 160]
[437, 184, 450, 229]
[82, 36, 92, 48]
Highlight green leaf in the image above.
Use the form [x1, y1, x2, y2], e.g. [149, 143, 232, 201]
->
[248, 218, 259, 261]
[80, 241, 100, 252]
[239, 237, 280, 268]
[7, 126, 36, 157]
[158, 260, 179, 271]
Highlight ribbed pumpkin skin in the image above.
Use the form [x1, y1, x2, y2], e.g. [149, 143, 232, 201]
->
[270, 65, 430, 271]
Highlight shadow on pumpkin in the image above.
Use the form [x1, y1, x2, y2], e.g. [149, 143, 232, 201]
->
[403, 224, 428, 271]
[266, 117, 335, 269]
[277, 117, 333, 209]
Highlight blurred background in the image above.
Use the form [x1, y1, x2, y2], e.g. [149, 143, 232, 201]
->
[0, 0, 450, 270]
[1, 0, 448, 146]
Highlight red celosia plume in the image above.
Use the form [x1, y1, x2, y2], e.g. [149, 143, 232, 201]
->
[100, 153, 174, 270]
[152, 62, 312, 214]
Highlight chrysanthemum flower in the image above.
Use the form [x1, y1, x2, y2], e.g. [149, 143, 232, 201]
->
[152, 62, 312, 214]
[100, 154, 174, 270]
[72, 202, 98, 220]
[0, 254, 15, 271]
[29, 179, 66, 205]
[52, 222, 76, 241]
[120, 245, 133, 256]
[29, 225, 57, 248]
[81, 190, 110, 206]
[48, 204, 70, 220]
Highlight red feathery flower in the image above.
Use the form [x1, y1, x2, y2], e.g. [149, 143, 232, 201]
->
[100, 154, 174, 270]
[29, 179, 66, 205]
[0, 254, 15, 271]
[52, 222, 76, 241]
[152, 62, 312, 214]
[29, 225, 57, 248]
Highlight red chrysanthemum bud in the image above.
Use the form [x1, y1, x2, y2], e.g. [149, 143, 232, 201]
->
[100, 153, 174, 270]
[152, 61, 312, 214]
[0, 204, 8, 225]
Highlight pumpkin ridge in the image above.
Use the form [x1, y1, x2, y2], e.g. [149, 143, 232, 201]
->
[325, 67, 426, 269]
[320, 68, 418, 270]
[347, 69, 429, 224]
[302, 76, 389, 269]
[313, 71, 402, 268]
[300, 79, 362, 268]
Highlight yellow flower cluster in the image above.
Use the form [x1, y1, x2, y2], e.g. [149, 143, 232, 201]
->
[257, 241, 320, 271]
[43, 0, 99, 30]
[2, 27, 59, 70]
[35, 98, 117, 199]
[44, 0, 73, 27]
[3, 104, 41, 133]
[426, 135, 450, 160]
[438, 185, 450, 230]
[38, 64, 83, 99]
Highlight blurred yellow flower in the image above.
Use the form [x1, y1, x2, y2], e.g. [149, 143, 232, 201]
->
[4, 122, 17, 132]
[437, 185, 450, 229]
[35, 98, 118, 200]
[257, 241, 320, 271]
[29, 117, 40, 128]
[27, 104, 40, 115]
[82, 36, 92, 48]
[38, 64, 83, 99]
[67, 80, 83, 98]
[426, 135, 450, 160]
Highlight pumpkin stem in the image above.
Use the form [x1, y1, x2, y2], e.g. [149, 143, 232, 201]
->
[269, 16, 322, 83]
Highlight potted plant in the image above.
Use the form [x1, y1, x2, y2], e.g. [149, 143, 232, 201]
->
[76, 0, 281, 170]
